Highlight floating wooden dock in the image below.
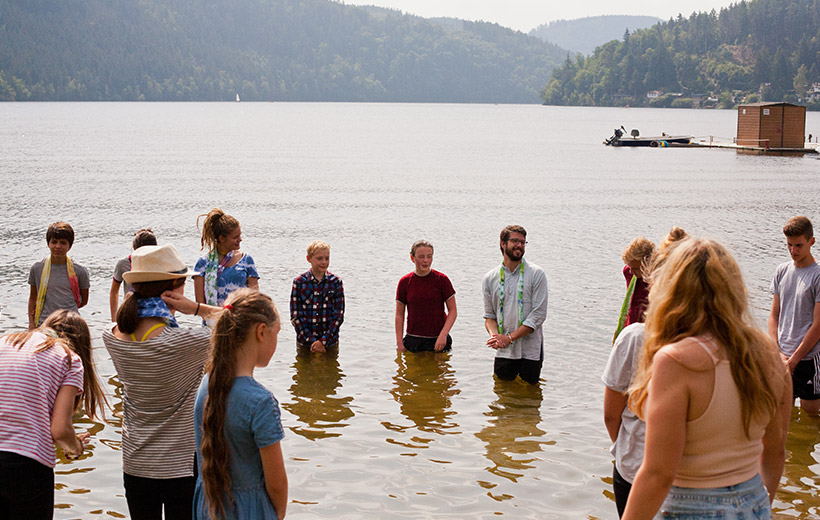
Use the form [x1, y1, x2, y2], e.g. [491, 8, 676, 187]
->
[688, 137, 819, 154]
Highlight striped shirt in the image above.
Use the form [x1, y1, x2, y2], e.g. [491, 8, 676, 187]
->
[0, 332, 83, 467]
[103, 326, 210, 479]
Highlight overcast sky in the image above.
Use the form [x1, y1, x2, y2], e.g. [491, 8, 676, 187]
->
[341, 0, 738, 32]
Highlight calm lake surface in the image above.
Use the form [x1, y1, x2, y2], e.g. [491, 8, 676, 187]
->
[1, 102, 819, 519]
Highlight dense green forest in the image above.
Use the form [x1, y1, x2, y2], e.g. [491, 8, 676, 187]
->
[0, 0, 566, 102]
[541, 0, 820, 109]
[529, 15, 662, 56]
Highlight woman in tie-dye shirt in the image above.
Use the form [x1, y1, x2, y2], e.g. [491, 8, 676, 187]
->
[193, 208, 260, 307]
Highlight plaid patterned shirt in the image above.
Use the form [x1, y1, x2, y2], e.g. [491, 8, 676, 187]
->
[290, 270, 345, 346]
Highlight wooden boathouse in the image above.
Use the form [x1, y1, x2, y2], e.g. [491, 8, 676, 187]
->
[736, 102, 806, 150]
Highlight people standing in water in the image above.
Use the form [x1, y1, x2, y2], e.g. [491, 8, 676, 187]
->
[613, 237, 655, 343]
[0, 310, 106, 519]
[290, 240, 345, 353]
[194, 208, 259, 310]
[28, 221, 90, 329]
[109, 228, 158, 321]
[602, 228, 687, 518]
[189, 289, 288, 520]
[103, 244, 223, 520]
[769, 215, 820, 414]
[622, 238, 791, 519]
[483, 225, 548, 384]
[395, 240, 457, 353]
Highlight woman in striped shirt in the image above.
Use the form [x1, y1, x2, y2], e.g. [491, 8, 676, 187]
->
[103, 244, 222, 520]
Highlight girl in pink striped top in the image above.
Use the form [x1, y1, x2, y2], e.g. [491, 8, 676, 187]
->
[0, 310, 106, 519]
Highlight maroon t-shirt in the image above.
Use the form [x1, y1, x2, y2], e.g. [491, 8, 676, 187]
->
[396, 270, 456, 337]
[623, 265, 649, 326]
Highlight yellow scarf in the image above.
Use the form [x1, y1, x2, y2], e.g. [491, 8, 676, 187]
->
[34, 256, 81, 325]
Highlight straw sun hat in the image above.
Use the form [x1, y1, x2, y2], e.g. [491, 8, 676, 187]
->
[122, 244, 198, 284]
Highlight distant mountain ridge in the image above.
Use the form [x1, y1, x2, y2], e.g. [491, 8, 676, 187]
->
[529, 15, 663, 56]
[540, 0, 820, 109]
[0, 0, 567, 103]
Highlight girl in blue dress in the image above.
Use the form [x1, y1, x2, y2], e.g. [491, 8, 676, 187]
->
[191, 288, 288, 520]
[194, 208, 259, 308]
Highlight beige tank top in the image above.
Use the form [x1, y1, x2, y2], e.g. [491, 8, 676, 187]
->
[674, 336, 769, 488]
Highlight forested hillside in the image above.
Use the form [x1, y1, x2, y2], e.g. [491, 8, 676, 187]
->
[529, 15, 662, 56]
[541, 0, 820, 109]
[0, 0, 566, 103]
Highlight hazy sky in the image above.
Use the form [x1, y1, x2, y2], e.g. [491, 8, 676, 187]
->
[342, 0, 737, 32]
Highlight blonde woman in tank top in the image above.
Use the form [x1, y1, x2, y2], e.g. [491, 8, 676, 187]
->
[623, 238, 792, 520]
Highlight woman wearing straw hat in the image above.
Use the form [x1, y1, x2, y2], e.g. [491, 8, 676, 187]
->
[103, 244, 222, 520]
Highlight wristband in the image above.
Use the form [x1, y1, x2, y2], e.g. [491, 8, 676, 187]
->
[507, 334, 514, 343]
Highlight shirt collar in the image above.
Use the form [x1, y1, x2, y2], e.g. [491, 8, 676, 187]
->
[308, 270, 329, 283]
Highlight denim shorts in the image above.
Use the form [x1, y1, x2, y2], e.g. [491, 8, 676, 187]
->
[655, 474, 770, 519]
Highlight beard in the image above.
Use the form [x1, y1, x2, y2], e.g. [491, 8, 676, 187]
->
[504, 244, 524, 262]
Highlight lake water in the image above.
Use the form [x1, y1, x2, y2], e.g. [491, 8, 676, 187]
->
[1, 102, 819, 519]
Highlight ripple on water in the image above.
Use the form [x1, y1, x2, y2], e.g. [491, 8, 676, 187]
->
[1, 103, 819, 519]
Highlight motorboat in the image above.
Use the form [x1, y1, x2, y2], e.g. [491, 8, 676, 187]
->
[604, 126, 693, 147]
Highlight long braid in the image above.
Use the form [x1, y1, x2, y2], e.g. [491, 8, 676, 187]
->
[200, 289, 278, 519]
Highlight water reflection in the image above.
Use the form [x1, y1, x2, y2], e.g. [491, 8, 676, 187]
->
[775, 409, 820, 518]
[282, 347, 354, 441]
[382, 352, 460, 443]
[475, 379, 553, 485]
[53, 375, 128, 518]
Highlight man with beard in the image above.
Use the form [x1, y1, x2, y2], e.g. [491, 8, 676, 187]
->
[482, 225, 548, 384]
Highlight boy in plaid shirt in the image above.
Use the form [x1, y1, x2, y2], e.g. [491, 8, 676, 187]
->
[290, 241, 345, 352]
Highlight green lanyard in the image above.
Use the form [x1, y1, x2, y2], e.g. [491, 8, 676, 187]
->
[498, 260, 524, 334]
[613, 275, 637, 344]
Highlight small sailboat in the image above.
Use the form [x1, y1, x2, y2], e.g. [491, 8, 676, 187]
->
[236, 93, 240, 102]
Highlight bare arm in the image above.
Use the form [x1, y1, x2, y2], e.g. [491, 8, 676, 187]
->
[28, 285, 37, 329]
[247, 277, 259, 290]
[193, 276, 205, 304]
[435, 296, 458, 352]
[79, 288, 89, 309]
[109, 279, 122, 322]
[622, 351, 689, 520]
[788, 301, 820, 370]
[161, 291, 221, 318]
[395, 301, 406, 351]
[760, 367, 792, 502]
[484, 317, 499, 336]
[768, 294, 781, 346]
[51, 385, 86, 459]
[260, 442, 288, 519]
[603, 387, 628, 443]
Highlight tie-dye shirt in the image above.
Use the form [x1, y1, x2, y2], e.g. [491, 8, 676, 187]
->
[194, 253, 260, 306]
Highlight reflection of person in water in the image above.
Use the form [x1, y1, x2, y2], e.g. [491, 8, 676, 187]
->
[281, 349, 354, 441]
[475, 380, 548, 483]
[387, 352, 460, 435]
